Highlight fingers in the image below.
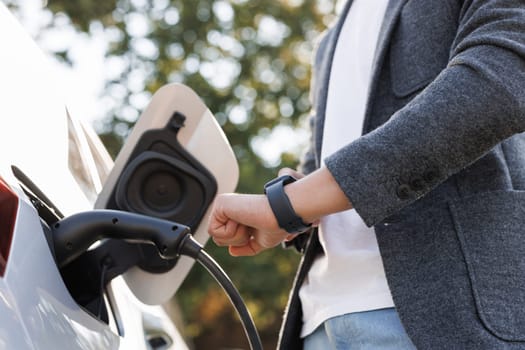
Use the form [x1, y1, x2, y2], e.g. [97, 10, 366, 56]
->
[283, 233, 298, 242]
[208, 192, 286, 256]
[214, 223, 276, 256]
[278, 167, 304, 179]
[208, 194, 263, 252]
[229, 238, 263, 256]
[212, 220, 251, 247]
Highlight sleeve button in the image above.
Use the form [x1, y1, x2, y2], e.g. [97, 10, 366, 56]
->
[409, 177, 425, 191]
[423, 169, 439, 183]
[396, 184, 412, 200]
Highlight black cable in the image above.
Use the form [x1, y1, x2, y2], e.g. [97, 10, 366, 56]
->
[52, 211, 263, 350]
[180, 235, 263, 350]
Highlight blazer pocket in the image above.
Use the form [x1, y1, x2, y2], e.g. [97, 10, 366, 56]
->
[450, 190, 525, 341]
[390, 0, 458, 98]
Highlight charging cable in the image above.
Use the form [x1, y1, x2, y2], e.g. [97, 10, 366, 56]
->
[52, 210, 263, 350]
[182, 234, 262, 350]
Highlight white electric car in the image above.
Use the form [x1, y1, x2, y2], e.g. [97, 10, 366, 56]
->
[0, 4, 242, 349]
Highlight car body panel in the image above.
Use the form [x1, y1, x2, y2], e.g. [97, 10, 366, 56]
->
[4, 190, 119, 350]
[0, 4, 199, 349]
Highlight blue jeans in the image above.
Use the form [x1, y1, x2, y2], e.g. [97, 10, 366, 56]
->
[303, 308, 416, 350]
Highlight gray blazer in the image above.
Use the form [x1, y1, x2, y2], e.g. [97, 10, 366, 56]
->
[278, 0, 525, 349]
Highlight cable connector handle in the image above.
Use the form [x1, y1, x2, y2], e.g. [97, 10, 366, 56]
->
[52, 209, 191, 268]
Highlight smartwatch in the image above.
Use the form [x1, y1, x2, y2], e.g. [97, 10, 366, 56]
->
[264, 175, 312, 234]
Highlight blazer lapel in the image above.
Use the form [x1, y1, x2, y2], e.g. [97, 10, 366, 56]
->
[313, 0, 354, 165]
[362, 0, 408, 134]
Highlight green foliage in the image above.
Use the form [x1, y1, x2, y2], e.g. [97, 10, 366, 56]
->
[22, 0, 334, 347]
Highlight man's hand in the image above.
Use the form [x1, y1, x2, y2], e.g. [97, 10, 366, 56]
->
[208, 193, 291, 256]
[208, 166, 352, 256]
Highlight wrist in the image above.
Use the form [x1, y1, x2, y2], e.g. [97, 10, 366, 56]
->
[283, 183, 319, 224]
[283, 167, 352, 222]
[264, 175, 312, 234]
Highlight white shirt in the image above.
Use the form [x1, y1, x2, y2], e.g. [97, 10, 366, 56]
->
[299, 0, 393, 337]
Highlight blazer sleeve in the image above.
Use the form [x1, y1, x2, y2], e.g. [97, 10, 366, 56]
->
[325, 0, 525, 226]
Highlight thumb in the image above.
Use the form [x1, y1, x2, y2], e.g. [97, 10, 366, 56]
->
[278, 167, 304, 179]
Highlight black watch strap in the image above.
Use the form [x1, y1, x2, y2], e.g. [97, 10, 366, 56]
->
[264, 175, 312, 234]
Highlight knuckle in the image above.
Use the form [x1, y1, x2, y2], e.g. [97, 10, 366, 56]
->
[278, 167, 293, 176]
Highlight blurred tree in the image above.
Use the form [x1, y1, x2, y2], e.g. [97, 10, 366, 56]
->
[7, 0, 336, 348]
